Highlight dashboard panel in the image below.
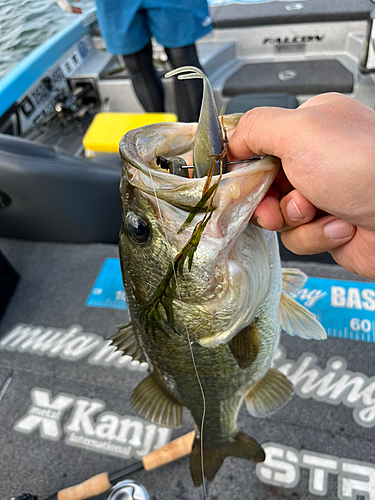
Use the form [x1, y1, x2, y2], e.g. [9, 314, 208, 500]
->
[14, 35, 96, 136]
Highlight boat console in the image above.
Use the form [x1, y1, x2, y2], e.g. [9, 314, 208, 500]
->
[206, 0, 375, 111]
[0, 32, 114, 153]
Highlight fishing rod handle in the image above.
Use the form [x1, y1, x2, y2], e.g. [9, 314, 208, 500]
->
[54, 431, 195, 500]
[57, 473, 111, 500]
[142, 430, 195, 471]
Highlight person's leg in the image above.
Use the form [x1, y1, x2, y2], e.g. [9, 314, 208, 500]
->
[123, 41, 165, 112]
[145, 0, 212, 122]
[164, 44, 203, 122]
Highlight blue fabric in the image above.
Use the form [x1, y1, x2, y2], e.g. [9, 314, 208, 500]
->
[95, 0, 212, 55]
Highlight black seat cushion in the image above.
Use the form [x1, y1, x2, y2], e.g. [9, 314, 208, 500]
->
[224, 60, 354, 96]
[0, 134, 122, 243]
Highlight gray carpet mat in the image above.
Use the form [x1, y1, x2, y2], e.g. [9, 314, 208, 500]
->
[1, 238, 374, 500]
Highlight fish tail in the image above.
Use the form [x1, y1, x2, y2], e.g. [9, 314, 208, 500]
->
[190, 432, 265, 486]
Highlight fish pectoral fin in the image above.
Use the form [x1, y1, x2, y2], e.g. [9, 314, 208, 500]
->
[131, 374, 183, 428]
[190, 432, 265, 487]
[280, 268, 326, 339]
[279, 291, 327, 339]
[245, 368, 294, 418]
[107, 323, 147, 363]
[228, 323, 260, 370]
[282, 268, 308, 295]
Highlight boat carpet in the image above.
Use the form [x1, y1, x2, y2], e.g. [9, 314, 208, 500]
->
[0, 238, 374, 500]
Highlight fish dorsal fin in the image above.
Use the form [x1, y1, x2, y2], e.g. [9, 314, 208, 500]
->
[107, 323, 147, 363]
[279, 291, 327, 339]
[245, 368, 294, 418]
[131, 374, 183, 428]
[228, 323, 260, 370]
[282, 268, 308, 295]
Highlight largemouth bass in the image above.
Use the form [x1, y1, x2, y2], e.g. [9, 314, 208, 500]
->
[109, 68, 326, 486]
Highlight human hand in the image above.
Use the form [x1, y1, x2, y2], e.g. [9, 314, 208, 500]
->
[228, 93, 375, 279]
[55, 0, 82, 14]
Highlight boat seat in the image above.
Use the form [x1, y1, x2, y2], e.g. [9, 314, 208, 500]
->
[0, 134, 122, 244]
[225, 93, 299, 114]
[224, 60, 353, 96]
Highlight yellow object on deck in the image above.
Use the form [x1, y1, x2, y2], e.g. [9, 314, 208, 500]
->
[82, 112, 178, 157]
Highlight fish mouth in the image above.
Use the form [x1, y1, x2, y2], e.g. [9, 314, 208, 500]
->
[119, 116, 280, 242]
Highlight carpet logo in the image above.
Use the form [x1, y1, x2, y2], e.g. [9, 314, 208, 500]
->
[273, 345, 375, 428]
[5, 323, 375, 428]
[0, 324, 148, 372]
[14, 387, 171, 460]
[257, 442, 375, 499]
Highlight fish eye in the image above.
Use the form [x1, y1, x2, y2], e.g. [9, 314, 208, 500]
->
[125, 212, 151, 244]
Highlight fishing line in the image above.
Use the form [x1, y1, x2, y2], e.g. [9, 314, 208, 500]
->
[0, 374, 12, 402]
[147, 168, 208, 499]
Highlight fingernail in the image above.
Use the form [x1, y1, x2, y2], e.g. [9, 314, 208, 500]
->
[255, 217, 267, 229]
[323, 219, 353, 240]
[286, 199, 304, 221]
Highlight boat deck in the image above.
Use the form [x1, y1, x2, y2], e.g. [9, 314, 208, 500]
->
[1, 238, 375, 500]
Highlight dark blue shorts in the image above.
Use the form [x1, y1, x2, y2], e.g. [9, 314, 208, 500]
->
[95, 0, 212, 55]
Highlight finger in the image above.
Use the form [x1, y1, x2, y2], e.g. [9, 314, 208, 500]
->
[228, 107, 294, 160]
[330, 227, 375, 279]
[252, 195, 284, 231]
[253, 190, 316, 231]
[279, 190, 316, 229]
[273, 168, 293, 197]
[281, 215, 355, 255]
[250, 170, 293, 230]
[72, 7, 82, 12]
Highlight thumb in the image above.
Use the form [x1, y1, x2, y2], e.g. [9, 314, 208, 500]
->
[228, 107, 295, 160]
